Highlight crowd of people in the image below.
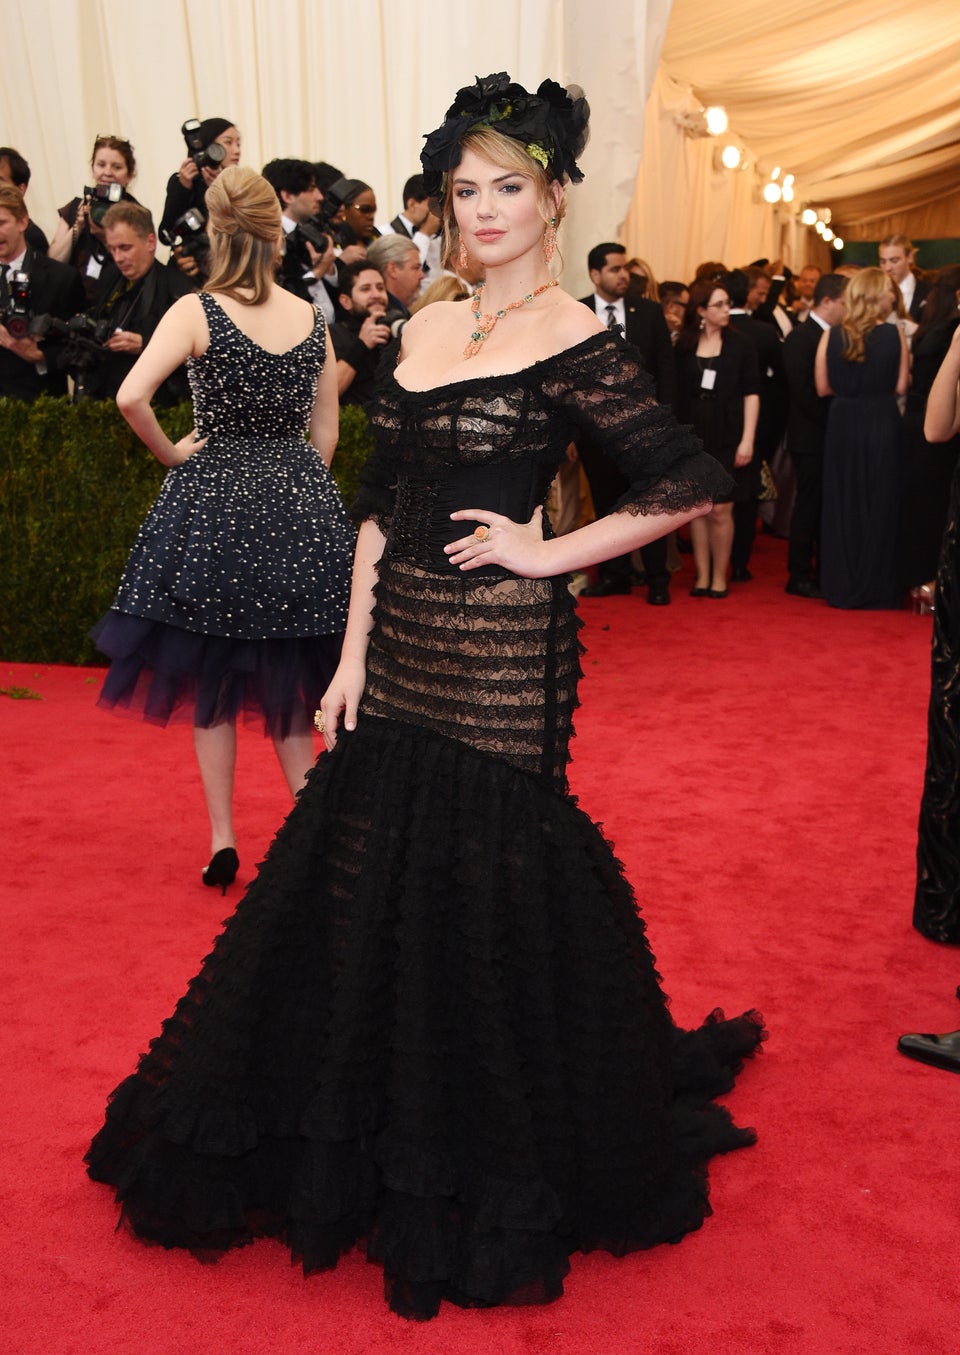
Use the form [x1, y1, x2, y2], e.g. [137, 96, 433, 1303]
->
[3, 125, 955, 612]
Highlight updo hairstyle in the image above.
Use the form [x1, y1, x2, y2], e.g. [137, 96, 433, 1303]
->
[204, 165, 282, 305]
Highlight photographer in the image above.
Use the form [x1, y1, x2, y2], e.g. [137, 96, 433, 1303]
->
[75, 202, 192, 404]
[365, 234, 423, 319]
[0, 147, 49, 253]
[261, 158, 336, 321]
[0, 185, 84, 401]
[48, 135, 140, 303]
[329, 260, 392, 408]
[160, 118, 241, 280]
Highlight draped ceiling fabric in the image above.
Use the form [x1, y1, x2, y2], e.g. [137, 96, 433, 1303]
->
[0, 0, 668, 300]
[627, 0, 960, 279]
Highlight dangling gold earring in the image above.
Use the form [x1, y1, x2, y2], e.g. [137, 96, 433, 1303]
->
[458, 236, 468, 270]
[543, 216, 557, 264]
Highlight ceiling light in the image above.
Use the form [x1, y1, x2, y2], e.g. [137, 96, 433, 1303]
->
[815, 220, 825, 234]
[822, 228, 835, 242]
[801, 208, 817, 226]
[763, 182, 782, 204]
[721, 144, 741, 169]
[821, 208, 832, 224]
[782, 185, 795, 202]
[771, 166, 781, 181]
[705, 106, 728, 136]
[783, 174, 795, 190]
[833, 237, 844, 250]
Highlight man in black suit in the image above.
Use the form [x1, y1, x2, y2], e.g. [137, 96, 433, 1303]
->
[0, 147, 49, 253]
[0, 185, 84, 401]
[726, 268, 788, 581]
[578, 242, 676, 604]
[879, 234, 930, 321]
[781, 273, 849, 597]
[77, 201, 193, 404]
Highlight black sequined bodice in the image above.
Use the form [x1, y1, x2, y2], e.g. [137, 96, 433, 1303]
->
[110, 292, 353, 639]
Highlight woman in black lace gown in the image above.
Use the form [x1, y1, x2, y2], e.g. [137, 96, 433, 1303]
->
[914, 322, 960, 940]
[91, 166, 352, 888]
[87, 76, 764, 1320]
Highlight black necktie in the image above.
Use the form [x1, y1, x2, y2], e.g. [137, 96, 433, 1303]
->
[0, 264, 8, 305]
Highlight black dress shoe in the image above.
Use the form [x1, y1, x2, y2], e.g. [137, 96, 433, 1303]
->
[897, 1029, 960, 1072]
[689, 586, 711, 597]
[730, 566, 752, 582]
[785, 578, 824, 599]
[707, 587, 728, 599]
[203, 847, 239, 896]
[581, 579, 632, 597]
[647, 583, 671, 606]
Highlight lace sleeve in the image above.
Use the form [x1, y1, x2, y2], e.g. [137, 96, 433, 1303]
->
[543, 333, 734, 515]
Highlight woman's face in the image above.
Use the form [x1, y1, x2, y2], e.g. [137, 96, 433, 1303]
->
[344, 189, 377, 242]
[91, 147, 131, 187]
[699, 288, 731, 330]
[214, 127, 242, 167]
[451, 147, 559, 270]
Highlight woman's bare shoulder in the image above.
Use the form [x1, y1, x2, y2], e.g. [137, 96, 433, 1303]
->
[551, 290, 605, 343]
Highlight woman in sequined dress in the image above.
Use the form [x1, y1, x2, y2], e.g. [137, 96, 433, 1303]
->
[92, 166, 353, 890]
[88, 79, 764, 1320]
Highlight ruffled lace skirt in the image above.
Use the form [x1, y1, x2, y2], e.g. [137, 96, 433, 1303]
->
[87, 563, 764, 1318]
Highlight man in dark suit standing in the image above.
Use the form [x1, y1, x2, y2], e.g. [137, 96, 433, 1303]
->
[879, 234, 930, 321]
[0, 185, 84, 401]
[578, 242, 676, 604]
[781, 273, 849, 597]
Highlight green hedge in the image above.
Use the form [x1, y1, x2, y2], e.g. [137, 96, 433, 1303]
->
[0, 398, 373, 664]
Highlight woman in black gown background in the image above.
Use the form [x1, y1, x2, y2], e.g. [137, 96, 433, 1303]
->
[86, 75, 764, 1320]
[816, 267, 909, 609]
[899, 265, 960, 609]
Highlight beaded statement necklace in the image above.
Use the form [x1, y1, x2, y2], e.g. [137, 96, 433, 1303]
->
[464, 279, 559, 359]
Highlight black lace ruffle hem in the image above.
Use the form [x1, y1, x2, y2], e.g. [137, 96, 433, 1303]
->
[86, 716, 765, 1319]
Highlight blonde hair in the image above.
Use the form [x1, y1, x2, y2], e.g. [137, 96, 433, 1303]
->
[204, 165, 281, 305]
[441, 126, 566, 274]
[626, 256, 659, 301]
[409, 273, 470, 315]
[838, 267, 895, 363]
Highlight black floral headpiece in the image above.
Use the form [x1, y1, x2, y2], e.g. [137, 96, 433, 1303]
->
[420, 72, 590, 199]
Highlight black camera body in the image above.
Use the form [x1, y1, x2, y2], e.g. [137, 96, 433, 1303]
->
[181, 119, 226, 173]
[375, 308, 408, 340]
[83, 182, 124, 227]
[0, 269, 32, 339]
[159, 206, 210, 271]
[290, 218, 330, 259]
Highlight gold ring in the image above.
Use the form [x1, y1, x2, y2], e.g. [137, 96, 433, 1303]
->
[314, 710, 325, 734]
[474, 525, 490, 542]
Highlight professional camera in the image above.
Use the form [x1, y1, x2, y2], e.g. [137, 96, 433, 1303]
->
[289, 218, 331, 260]
[0, 269, 31, 339]
[159, 206, 210, 272]
[181, 119, 226, 173]
[83, 182, 124, 227]
[375, 308, 408, 341]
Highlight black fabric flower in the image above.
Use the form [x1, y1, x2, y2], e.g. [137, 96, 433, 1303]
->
[421, 73, 590, 198]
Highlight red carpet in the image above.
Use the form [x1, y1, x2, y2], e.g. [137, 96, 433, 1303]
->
[2, 532, 958, 1354]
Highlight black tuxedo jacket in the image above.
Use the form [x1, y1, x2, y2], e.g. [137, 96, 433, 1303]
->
[907, 275, 931, 322]
[579, 293, 676, 407]
[0, 248, 84, 401]
[782, 316, 830, 460]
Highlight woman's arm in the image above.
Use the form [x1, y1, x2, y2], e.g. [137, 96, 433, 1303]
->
[925, 324, 960, 442]
[735, 393, 759, 467]
[308, 332, 339, 466]
[814, 326, 833, 397]
[115, 294, 206, 466]
[48, 209, 81, 264]
[317, 518, 386, 747]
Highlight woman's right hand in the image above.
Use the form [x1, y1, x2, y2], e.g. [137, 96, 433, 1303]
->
[318, 659, 366, 750]
[177, 158, 199, 190]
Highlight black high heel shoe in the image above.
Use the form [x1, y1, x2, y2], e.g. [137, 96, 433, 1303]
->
[202, 847, 239, 895]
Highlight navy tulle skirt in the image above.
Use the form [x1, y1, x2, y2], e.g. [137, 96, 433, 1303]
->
[93, 611, 343, 739]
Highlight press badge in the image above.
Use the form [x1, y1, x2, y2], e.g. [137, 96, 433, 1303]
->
[700, 367, 716, 391]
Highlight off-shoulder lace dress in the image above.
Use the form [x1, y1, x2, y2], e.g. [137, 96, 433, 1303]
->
[87, 332, 763, 1320]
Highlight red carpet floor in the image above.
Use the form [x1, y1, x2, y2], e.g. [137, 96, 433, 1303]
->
[3, 532, 959, 1354]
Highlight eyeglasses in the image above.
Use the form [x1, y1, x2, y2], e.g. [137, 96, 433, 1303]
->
[350, 204, 377, 214]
